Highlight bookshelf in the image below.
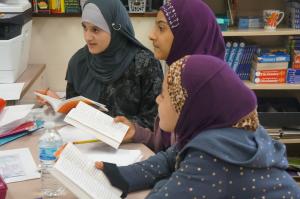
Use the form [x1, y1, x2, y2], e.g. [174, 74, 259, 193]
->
[222, 28, 300, 37]
[244, 81, 300, 90]
[32, 12, 158, 18]
[206, 0, 300, 178]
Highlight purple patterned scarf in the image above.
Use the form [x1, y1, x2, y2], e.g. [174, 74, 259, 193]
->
[160, 0, 225, 65]
[167, 55, 257, 149]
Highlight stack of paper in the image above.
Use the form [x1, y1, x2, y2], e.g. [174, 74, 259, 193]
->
[0, 83, 24, 100]
[0, 104, 34, 134]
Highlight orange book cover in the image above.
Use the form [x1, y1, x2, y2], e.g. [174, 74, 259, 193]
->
[34, 92, 107, 114]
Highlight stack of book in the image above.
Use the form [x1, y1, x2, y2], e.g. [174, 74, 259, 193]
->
[225, 41, 257, 80]
[287, 68, 300, 83]
[288, 36, 300, 68]
[286, 1, 300, 29]
[31, 0, 81, 14]
[286, 36, 300, 83]
[64, 0, 81, 13]
[250, 50, 290, 84]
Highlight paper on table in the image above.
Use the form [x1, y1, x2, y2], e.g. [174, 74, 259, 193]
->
[58, 126, 142, 166]
[78, 142, 143, 166]
[0, 148, 40, 183]
[58, 125, 97, 143]
[0, 83, 24, 100]
[0, 104, 34, 134]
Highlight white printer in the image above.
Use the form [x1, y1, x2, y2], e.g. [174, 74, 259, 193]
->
[0, 0, 32, 83]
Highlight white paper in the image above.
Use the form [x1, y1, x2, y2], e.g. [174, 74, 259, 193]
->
[0, 104, 34, 133]
[0, 148, 40, 183]
[52, 143, 121, 199]
[78, 142, 143, 166]
[58, 126, 142, 166]
[58, 125, 97, 143]
[0, 83, 24, 100]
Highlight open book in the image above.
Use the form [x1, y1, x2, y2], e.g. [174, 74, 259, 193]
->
[64, 102, 129, 149]
[50, 143, 122, 199]
[34, 92, 108, 114]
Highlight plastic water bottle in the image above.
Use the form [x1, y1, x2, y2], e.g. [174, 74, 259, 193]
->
[39, 121, 65, 197]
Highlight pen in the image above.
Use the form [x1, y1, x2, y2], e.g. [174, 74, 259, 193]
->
[72, 139, 101, 144]
[54, 139, 101, 158]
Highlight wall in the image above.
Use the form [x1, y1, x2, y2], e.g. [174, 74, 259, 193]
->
[28, 17, 156, 91]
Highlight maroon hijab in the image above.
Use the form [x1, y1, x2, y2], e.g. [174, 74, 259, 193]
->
[167, 55, 257, 149]
[160, 0, 225, 65]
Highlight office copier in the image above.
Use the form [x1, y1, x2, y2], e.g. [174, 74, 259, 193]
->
[0, 0, 32, 83]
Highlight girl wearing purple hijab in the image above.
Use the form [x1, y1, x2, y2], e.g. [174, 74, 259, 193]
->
[96, 55, 300, 198]
[115, 0, 225, 152]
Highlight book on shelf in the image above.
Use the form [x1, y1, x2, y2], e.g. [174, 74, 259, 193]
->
[252, 61, 289, 71]
[254, 52, 290, 63]
[64, 102, 129, 149]
[50, 143, 122, 199]
[251, 75, 286, 84]
[34, 92, 107, 114]
[251, 69, 287, 77]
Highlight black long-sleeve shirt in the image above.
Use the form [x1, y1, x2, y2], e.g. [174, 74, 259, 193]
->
[66, 49, 163, 130]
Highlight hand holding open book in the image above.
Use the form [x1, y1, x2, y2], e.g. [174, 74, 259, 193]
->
[64, 102, 129, 149]
[34, 92, 108, 114]
[51, 143, 122, 199]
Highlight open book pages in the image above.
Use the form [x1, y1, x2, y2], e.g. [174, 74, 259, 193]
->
[51, 143, 122, 199]
[34, 92, 108, 114]
[64, 102, 129, 149]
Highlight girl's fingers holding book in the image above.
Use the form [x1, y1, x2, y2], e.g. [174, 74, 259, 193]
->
[114, 116, 136, 143]
[114, 116, 129, 124]
[95, 161, 104, 170]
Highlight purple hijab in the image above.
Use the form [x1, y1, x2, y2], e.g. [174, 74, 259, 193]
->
[173, 55, 257, 149]
[160, 0, 225, 65]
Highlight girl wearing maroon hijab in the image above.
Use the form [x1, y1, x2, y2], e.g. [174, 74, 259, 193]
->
[96, 55, 300, 198]
[116, 0, 225, 152]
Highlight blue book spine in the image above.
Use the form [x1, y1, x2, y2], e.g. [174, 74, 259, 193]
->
[227, 42, 239, 68]
[244, 46, 257, 80]
[241, 46, 253, 80]
[287, 68, 300, 75]
[232, 42, 246, 72]
[236, 46, 250, 79]
[225, 42, 232, 63]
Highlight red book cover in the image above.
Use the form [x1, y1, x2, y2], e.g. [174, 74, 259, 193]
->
[253, 69, 287, 77]
[0, 121, 35, 139]
[253, 76, 286, 84]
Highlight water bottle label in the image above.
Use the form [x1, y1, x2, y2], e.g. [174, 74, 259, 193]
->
[39, 147, 57, 161]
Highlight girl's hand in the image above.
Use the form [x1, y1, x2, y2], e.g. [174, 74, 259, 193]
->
[35, 89, 60, 105]
[114, 116, 136, 143]
[95, 161, 104, 170]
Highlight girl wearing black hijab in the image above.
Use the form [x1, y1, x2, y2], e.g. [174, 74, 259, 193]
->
[39, 0, 163, 129]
